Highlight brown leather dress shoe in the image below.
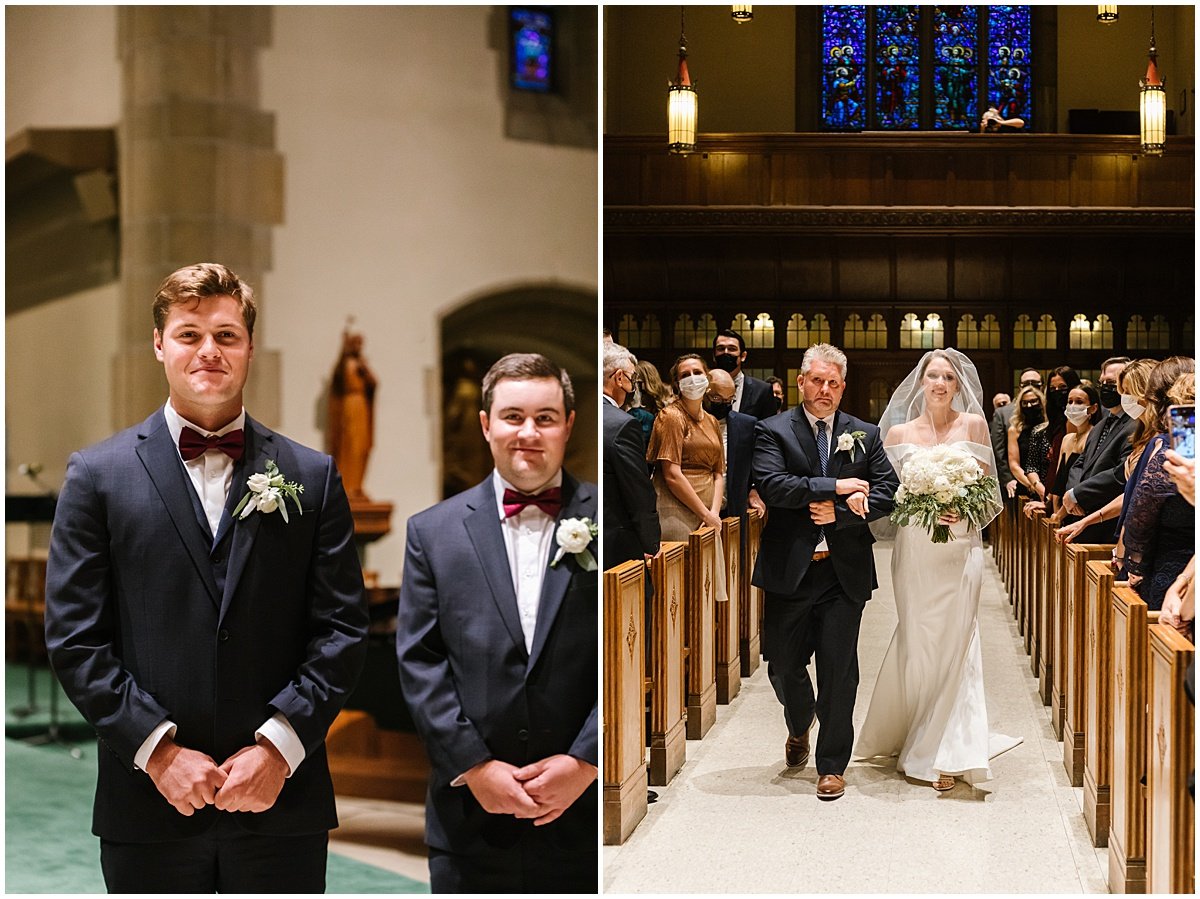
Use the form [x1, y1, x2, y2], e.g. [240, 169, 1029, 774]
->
[816, 773, 846, 800]
[785, 730, 811, 768]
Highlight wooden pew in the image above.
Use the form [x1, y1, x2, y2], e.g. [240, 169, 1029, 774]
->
[1030, 510, 1049, 679]
[1048, 531, 1070, 738]
[715, 517, 741, 704]
[1002, 498, 1017, 595]
[740, 508, 763, 678]
[1146, 623, 1195, 895]
[1108, 587, 1159, 893]
[648, 542, 686, 786]
[1015, 498, 1029, 637]
[684, 526, 718, 740]
[1061, 543, 1113, 787]
[603, 559, 648, 845]
[1082, 561, 1118, 847]
[1038, 519, 1063, 711]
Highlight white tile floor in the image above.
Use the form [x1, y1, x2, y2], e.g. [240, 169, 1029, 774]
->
[603, 541, 1111, 894]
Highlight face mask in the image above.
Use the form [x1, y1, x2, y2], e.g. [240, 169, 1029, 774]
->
[1120, 394, 1146, 419]
[1064, 405, 1091, 427]
[678, 373, 709, 400]
[1021, 406, 1043, 427]
[1047, 388, 1068, 413]
[1099, 383, 1121, 409]
[712, 354, 739, 374]
[774, 396, 784, 412]
[708, 401, 732, 420]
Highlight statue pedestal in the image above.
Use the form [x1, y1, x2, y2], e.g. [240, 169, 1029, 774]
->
[350, 498, 393, 544]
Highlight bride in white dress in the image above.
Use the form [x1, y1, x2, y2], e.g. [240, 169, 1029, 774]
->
[856, 348, 1020, 791]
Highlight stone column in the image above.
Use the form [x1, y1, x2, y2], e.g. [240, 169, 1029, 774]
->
[114, 6, 282, 429]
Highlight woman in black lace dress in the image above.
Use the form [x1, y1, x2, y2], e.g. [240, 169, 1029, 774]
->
[1006, 385, 1047, 499]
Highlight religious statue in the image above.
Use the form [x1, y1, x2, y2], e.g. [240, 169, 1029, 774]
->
[327, 324, 377, 499]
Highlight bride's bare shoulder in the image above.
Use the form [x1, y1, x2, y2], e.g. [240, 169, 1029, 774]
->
[884, 421, 910, 446]
[961, 412, 989, 441]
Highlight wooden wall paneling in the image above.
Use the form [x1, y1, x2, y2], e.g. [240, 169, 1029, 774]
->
[648, 542, 687, 786]
[895, 236, 949, 302]
[715, 517, 742, 704]
[778, 234, 835, 301]
[837, 237, 892, 301]
[952, 151, 1002, 207]
[740, 509, 763, 678]
[951, 237, 1008, 303]
[1145, 624, 1195, 895]
[1082, 560, 1117, 848]
[684, 527, 718, 741]
[602, 560, 648, 845]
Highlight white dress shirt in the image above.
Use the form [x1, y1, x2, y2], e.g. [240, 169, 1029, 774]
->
[492, 468, 562, 653]
[134, 401, 304, 777]
[732, 370, 746, 412]
[801, 406, 837, 553]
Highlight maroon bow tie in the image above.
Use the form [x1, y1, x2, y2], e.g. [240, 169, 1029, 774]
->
[178, 426, 245, 462]
[503, 486, 562, 519]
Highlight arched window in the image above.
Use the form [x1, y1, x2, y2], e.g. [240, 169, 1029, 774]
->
[821, 5, 1032, 131]
[618, 314, 639, 348]
[957, 314, 978, 349]
[868, 378, 892, 422]
[673, 314, 695, 349]
[1094, 314, 1113, 349]
[1013, 314, 1034, 349]
[1035, 314, 1056, 350]
[619, 313, 661, 349]
[811, 313, 831, 345]
[844, 313, 867, 349]
[695, 314, 718, 349]
[787, 314, 811, 349]
[865, 313, 888, 348]
[1127, 314, 1149, 350]
[750, 312, 776, 348]
[979, 314, 1000, 349]
[1069, 314, 1092, 350]
[731, 313, 752, 345]
[923, 313, 945, 349]
[786, 367, 802, 409]
[900, 313, 921, 349]
[1147, 315, 1170, 349]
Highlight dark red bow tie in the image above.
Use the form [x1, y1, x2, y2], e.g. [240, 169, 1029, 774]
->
[503, 486, 562, 519]
[178, 426, 245, 462]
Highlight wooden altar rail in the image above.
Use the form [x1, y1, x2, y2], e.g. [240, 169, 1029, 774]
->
[740, 508, 763, 679]
[648, 542, 686, 787]
[685, 526, 719, 741]
[1083, 562, 1119, 848]
[1108, 584, 1158, 892]
[716, 517, 742, 704]
[1146, 624, 1195, 895]
[1061, 543, 1115, 788]
[603, 559, 647, 845]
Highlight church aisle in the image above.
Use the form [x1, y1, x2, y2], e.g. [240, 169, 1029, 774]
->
[604, 541, 1109, 894]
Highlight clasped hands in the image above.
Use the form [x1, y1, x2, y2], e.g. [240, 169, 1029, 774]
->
[146, 734, 289, 817]
[811, 478, 870, 525]
[463, 755, 597, 826]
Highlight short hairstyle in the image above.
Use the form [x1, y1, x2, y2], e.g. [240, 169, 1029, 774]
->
[712, 328, 746, 354]
[765, 376, 784, 388]
[800, 343, 848, 380]
[481, 353, 574, 415]
[153, 263, 257, 336]
[1019, 368, 1042, 380]
[603, 342, 637, 379]
[1100, 356, 1132, 377]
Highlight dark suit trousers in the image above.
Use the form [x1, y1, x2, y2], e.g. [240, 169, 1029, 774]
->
[429, 843, 597, 894]
[99, 815, 327, 893]
[764, 559, 865, 775]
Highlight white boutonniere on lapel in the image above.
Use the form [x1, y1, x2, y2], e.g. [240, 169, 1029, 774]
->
[550, 517, 598, 571]
[836, 429, 868, 462]
[232, 460, 304, 523]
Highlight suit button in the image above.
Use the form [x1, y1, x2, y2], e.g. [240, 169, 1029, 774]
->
[211, 554, 223, 565]
[518, 729, 529, 741]
[218, 629, 230, 642]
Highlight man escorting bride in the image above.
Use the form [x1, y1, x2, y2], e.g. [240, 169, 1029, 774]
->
[856, 348, 1021, 791]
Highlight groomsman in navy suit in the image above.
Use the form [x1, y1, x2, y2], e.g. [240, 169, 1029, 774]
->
[45, 263, 368, 892]
[397, 353, 597, 893]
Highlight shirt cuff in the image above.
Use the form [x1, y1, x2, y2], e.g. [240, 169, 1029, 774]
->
[451, 758, 492, 787]
[255, 712, 305, 778]
[134, 719, 177, 772]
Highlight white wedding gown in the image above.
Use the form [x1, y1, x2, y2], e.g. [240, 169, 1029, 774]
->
[856, 441, 1021, 784]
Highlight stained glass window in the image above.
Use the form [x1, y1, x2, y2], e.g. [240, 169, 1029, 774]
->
[874, 6, 920, 129]
[821, 6, 866, 130]
[986, 5, 1032, 126]
[510, 8, 553, 93]
[933, 6, 978, 129]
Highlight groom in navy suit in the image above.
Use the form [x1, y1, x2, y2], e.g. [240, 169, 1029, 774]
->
[397, 353, 597, 893]
[752, 343, 898, 801]
[45, 263, 368, 892]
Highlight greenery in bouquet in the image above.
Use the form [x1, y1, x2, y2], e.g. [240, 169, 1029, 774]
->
[889, 444, 1000, 544]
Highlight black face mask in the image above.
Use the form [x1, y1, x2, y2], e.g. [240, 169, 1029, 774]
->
[708, 401, 733, 420]
[1048, 388, 1069, 414]
[712, 354, 739, 374]
[1099, 383, 1120, 409]
[1021, 406, 1043, 426]
[774, 396, 783, 412]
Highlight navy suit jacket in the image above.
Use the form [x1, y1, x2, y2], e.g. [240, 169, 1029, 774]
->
[396, 472, 598, 856]
[602, 401, 660, 570]
[721, 409, 758, 519]
[751, 407, 898, 602]
[739, 374, 778, 420]
[1071, 408, 1136, 512]
[45, 409, 368, 842]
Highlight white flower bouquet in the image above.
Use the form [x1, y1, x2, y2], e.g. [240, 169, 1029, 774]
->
[889, 444, 999, 543]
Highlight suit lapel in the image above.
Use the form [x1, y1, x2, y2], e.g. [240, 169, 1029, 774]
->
[789, 408, 822, 475]
[826, 411, 846, 477]
[463, 480, 526, 654]
[527, 474, 592, 674]
[219, 418, 270, 620]
[135, 410, 220, 607]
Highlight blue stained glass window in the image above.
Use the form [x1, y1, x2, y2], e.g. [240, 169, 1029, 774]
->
[821, 6, 866, 130]
[933, 6, 978, 129]
[511, 8, 553, 93]
[987, 5, 1032, 127]
[874, 6, 920, 129]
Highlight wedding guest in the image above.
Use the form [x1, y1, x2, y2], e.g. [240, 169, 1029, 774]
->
[647, 354, 727, 600]
[44, 263, 368, 892]
[1159, 448, 1195, 641]
[1006, 385, 1047, 499]
[603, 342, 660, 572]
[766, 375, 787, 413]
[1034, 365, 1082, 508]
[626, 359, 671, 451]
[992, 369, 1041, 498]
[711, 329, 776, 419]
[993, 393, 1011, 411]
[706, 368, 764, 521]
[1026, 383, 1099, 522]
[1117, 363, 1195, 609]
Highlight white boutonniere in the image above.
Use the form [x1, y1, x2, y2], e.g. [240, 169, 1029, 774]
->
[232, 460, 304, 523]
[837, 429, 868, 462]
[550, 517, 598, 571]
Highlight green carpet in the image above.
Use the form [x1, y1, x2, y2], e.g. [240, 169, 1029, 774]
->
[5, 738, 427, 893]
[5, 662, 92, 741]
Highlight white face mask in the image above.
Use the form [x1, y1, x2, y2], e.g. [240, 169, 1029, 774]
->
[678, 373, 709, 400]
[1064, 405, 1091, 427]
[1120, 394, 1146, 419]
